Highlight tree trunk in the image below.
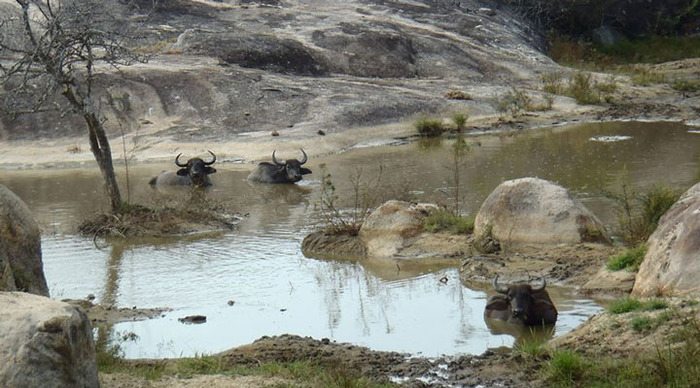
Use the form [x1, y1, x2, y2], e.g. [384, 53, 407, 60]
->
[62, 87, 122, 213]
[85, 112, 122, 213]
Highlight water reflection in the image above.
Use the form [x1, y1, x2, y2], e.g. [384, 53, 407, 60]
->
[484, 319, 556, 347]
[1, 121, 698, 358]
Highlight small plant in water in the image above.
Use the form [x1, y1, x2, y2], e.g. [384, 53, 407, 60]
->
[452, 112, 468, 131]
[317, 165, 383, 235]
[415, 117, 447, 137]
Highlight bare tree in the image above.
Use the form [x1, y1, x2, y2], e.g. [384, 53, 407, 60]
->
[0, 0, 149, 212]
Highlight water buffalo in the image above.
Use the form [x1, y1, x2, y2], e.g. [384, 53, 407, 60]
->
[247, 149, 312, 184]
[484, 275, 558, 326]
[149, 151, 217, 187]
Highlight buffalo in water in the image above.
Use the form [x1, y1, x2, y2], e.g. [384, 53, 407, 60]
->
[149, 151, 217, 187]
[247, 149, 312, 184]
[484, 275, 558, 326]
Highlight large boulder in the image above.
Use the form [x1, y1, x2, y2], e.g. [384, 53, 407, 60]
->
[0, 292, 99, 388]
[0, 185, 48, 296]
[473, 178, 609, 248]
[632, 182, 700, 297]
[358, 200, 438, 258]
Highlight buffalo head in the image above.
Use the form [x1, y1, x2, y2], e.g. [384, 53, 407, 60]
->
[175, 150, 217, 187]
[149, 150, 217, 187]
[247, 149, 312, 184]
[484, 275, 558, 326]
[272, 149, 311, 182]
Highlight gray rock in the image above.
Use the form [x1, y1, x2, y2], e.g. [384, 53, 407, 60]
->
[632, 182, 700, 297]
[1, 0, 556, 142]
[582, 267, 636, 295]
[0, 292, 99, 388]
[0, 185, 48, 296]
[359, 200, 438, 258]
[474, 178, 610, 248]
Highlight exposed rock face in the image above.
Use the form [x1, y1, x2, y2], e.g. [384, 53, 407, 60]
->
[632, 182, 700, 297]
[0, 292, 99, 388]
[359, 200, 438, 258]
[0, 0, 555, 141]
[582, 267, 636, 295]
[473, 178, 609, 248]
[0, 184, 48, 296]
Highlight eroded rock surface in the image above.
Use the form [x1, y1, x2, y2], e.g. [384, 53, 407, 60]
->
[359, 200, 438, 258]
[0, 292, 99, 388]
[0, 184, 48, 296]
[632, 182, 700, 297]
[473, 177, 610, 248]
[0, 0, 555, 143]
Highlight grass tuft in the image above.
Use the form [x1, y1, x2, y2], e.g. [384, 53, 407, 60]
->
[608, 297, 668, 314]
[546, 350, 587, 385]
[607, 245, 647, 271]
[415, 117, 447, 137]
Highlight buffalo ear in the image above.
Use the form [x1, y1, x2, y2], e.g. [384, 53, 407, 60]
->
[300, 167, 312, 175]
[176, 168, 189, 176]
[206, 167, 217, 174]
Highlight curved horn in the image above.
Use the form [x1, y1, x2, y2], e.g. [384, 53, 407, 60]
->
[175, 153, 187, 167]
[272, 150, 284, 166]
[204, 150, 216, 165]
[492, 275, 509, 294]
[299, 148, 308, 164]
[531, 276, 546, 292]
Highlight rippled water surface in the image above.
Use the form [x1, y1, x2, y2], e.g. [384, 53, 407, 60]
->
[3, 121, 699, 358]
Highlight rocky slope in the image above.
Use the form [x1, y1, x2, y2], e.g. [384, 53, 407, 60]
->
[0, 0, 558, 161]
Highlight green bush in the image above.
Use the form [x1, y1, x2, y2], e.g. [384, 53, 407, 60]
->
[496, 87, 531, 116]
[415, 117, 447, 137]
[607, 245, 647, 271]
[541, 72, 565, 94]
[452, 112, 468, 131]
[568, 72, 600, 104]
[608, 184, 681, 246]
[423, 209, 474, 234]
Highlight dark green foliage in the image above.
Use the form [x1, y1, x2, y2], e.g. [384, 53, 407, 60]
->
[607, 184, 681, 246]
[423, 209, 474, 234]
[606, 245, 647, 271]
[415, 118, 447, 137]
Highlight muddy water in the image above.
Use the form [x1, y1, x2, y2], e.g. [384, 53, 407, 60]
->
[3, 121, 699, 358]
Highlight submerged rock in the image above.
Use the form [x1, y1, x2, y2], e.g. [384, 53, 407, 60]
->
[473, 178, 610, 249]
[632, 182, 700, 298]
[0, 184, 48, 296]
[0, 292, 98, 388]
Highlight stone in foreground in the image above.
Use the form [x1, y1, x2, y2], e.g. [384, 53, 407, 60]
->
[632, 182, 700, 297]
[0, 292, 99, 388]
[0, 184, 48, 296]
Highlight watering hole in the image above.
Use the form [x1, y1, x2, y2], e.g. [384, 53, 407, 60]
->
[3, 121, 699, 358]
